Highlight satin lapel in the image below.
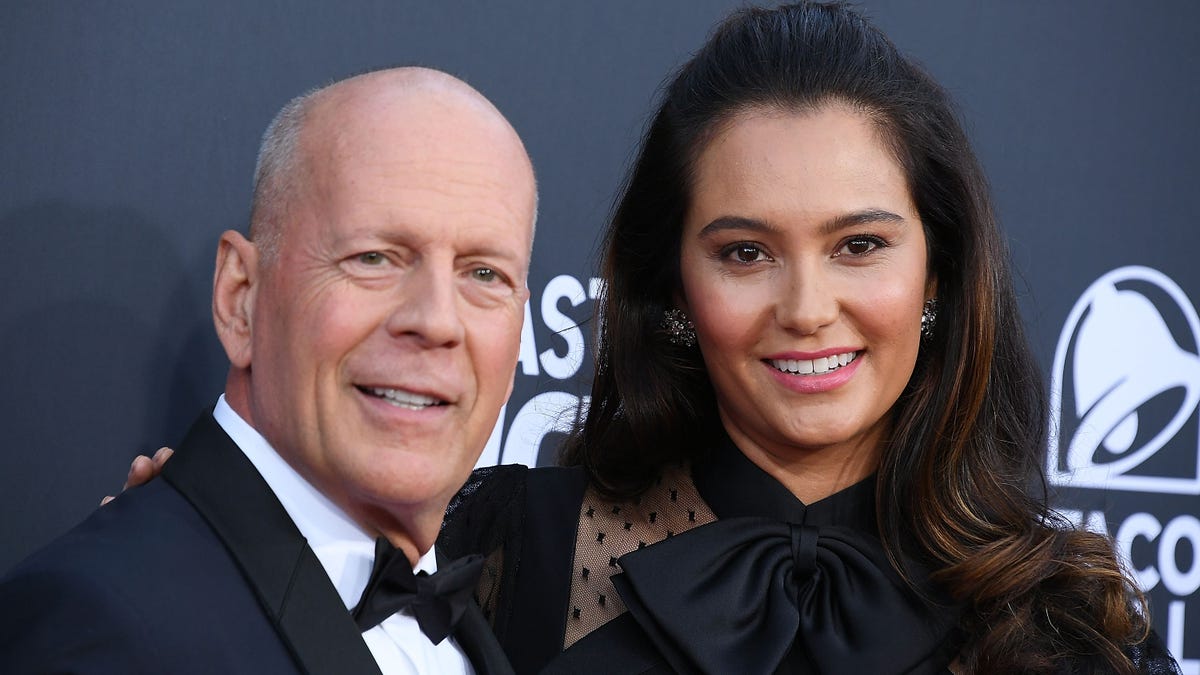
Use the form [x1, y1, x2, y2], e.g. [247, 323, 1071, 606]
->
[435, 547, 514, 675]
[162, 412, 382, 675]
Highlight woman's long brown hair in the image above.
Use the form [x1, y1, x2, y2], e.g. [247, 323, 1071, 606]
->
[563, 2, 1149, 671]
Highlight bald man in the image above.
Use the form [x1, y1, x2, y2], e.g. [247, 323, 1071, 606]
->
[0, 68, 533, 675]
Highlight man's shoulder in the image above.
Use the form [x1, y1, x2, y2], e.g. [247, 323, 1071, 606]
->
[7, 479, 209, 578]
[0, 478, 240, 623]
[0, 479, 299, 673]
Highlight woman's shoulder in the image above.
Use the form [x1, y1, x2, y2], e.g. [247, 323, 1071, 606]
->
[447, 462, 588, 508]
[1125, 628, 1183, 675]
[440, 464, 590, 554]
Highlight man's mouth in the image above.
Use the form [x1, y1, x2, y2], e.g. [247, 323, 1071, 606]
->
[357, 386, 446, 410]
[768, 351, 859, 375]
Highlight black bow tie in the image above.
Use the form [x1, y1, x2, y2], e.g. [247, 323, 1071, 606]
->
[350, 537, 483, 644]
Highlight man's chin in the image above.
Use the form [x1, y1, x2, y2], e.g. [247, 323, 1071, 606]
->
[347, 453, 471, 504]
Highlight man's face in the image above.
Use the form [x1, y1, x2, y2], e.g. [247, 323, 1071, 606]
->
[245, 90, 534, 526]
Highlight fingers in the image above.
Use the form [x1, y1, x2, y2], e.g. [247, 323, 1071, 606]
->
[121, 447, 173, 491]
[101, 447, 176, 507]
[151, 446, 174, 469]
[122, 455, 154, 491]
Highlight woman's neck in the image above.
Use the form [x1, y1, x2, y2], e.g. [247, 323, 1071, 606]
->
[720, 422, 884, 504]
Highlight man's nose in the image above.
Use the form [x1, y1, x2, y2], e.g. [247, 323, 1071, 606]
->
[384, 263, 465, 347]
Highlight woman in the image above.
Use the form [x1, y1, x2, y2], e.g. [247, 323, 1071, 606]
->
[440, 3, 1180, 673]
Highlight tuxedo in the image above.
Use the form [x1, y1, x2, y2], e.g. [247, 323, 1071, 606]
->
[0, 412, 511, 675]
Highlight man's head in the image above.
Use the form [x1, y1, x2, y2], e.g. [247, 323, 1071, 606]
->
[213, 68, 536, 560]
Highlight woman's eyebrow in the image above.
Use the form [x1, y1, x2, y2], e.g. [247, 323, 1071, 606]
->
[819, 208, 905, 235]
[697, 216, 779, 238]
[696, 209, 905, 239]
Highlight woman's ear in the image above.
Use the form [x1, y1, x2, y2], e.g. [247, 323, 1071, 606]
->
[212, 230, 259, 369]
[672, 288, 690, 315]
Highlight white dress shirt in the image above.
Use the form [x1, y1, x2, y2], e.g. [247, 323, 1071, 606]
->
[213, 396, 474, 675]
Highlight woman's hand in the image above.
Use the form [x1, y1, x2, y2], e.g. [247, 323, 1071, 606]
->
[100, 447, 174, 505]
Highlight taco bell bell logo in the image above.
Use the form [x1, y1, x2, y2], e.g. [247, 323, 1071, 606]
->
[1048, 265, 1200, 494]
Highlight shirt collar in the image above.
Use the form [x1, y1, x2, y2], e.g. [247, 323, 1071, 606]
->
[212, 395, 438, 610]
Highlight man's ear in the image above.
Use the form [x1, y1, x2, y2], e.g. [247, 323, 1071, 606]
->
[212, 230, 259, 369]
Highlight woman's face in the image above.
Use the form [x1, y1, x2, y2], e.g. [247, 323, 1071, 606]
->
[678, 104, 931, 475]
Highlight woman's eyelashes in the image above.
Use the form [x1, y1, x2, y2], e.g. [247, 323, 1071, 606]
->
[712, 233, 890, 266]
[834, 234, 889, 258]
[718, 241, 772, 265]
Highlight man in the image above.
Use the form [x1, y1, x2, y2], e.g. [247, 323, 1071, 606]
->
[0, 67, 535, 674]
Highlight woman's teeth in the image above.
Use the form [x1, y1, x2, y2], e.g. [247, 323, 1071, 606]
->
[769, 351, 858, 375]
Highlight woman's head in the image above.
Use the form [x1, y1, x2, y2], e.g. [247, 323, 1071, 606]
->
[573, 1, 1015, 490]
[677, 104, 932, 494]
[571, 3, 1148, 667]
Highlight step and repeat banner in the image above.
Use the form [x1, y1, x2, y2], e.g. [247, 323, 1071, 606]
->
[1, 2, 1195, 662]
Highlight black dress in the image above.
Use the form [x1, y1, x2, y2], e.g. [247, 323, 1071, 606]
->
[439, 440, 1182, 674]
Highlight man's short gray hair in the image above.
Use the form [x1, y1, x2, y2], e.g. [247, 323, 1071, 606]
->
[247, 86, 321, 263]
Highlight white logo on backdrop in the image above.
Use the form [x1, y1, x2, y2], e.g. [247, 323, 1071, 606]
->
[474, 273, 603, 469]
[1048, 265, 1200, 494]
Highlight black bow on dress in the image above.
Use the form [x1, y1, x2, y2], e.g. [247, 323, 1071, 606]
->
[611, 517, 959, 675]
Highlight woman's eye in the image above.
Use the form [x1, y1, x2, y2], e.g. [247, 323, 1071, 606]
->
[357, 251, 386, 265]
[725, 243, 767, 263]
[838, 236, 884, 257]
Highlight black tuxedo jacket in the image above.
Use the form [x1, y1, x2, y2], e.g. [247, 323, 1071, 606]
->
[0, 412, 512, 675]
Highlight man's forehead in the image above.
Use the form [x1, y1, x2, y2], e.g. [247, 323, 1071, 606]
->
[305, 70, 514, 150]
[275, 67, 536, 261]
[302, 80, 528, 186]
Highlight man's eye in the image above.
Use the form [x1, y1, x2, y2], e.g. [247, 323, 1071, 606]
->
[358, 251, 386, 265]
[472, 267, 498, 283]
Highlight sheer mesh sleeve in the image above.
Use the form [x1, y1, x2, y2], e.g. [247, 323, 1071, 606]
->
[440, 464, 529, 628]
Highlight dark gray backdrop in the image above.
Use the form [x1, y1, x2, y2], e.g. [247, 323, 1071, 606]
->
[2, 1, 1196, 663]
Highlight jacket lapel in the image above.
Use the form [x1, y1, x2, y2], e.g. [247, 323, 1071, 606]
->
[162, 412, 382, 675]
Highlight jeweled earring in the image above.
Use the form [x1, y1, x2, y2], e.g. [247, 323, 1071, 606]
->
[920, 298, 938, 340]
[661, 308, 697, 347]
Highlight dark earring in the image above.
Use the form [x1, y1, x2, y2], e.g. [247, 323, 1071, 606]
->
[920, 298, 937, 340]
[661, 308, 697, 347]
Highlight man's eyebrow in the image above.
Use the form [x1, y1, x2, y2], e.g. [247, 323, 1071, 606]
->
[696, 209, 906, 239]
[457, 244, 525, 263]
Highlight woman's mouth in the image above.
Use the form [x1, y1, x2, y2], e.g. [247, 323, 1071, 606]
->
[767, 351, 859, 375]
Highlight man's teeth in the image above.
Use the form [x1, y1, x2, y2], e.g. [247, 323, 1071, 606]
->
[770, 351, 858, 375]
[367, 387, 441, 409]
